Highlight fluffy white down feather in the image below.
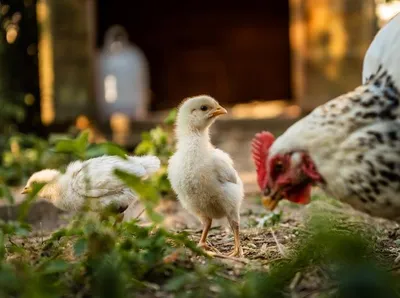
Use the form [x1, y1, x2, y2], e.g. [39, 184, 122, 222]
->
[168, 95, 244, 256]
[169, 137, 244, 220]
[23, 155, 160, 212]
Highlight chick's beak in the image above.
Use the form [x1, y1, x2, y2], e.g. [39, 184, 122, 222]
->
[21, 187, 31, 194]
[261, 189, 283, 211]
[210, 105, 228, 117]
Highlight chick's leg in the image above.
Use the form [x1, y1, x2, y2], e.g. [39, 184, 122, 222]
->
[227, 217, 243, 257]
[198, 216, 212, 249]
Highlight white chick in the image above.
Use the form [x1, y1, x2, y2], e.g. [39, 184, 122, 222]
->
[168, 95, 244, 257]
[22, 155, 160, 214]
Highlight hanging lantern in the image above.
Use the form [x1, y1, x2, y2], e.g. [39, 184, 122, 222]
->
[96, 25, 149, 123]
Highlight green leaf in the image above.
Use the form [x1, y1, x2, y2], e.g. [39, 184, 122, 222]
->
[140, 131, 151, 141]
[86, 142, 128, 159]
[150, 127, 167, 146]
[74, 238, 87, 257]
[114, 169, 163, 223]
[0, 184, 14, 204]
[114, 170, 158, 201]
[164, 108, 177, 125]
[91, 254, 126, 298]
[165, 274, 189, 291]
[134, 140, 155, 155]
[18, 182, 44, 222]
[42, 259, 70, 274]
[53, 130, 90, 159]
[47, 133, 72, 144]
[0, 231, 5, 260]
[54, 139, 77, 154]
[76, 130, 90, 152]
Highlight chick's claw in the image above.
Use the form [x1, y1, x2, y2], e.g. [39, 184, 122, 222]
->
[197, 241, 221, 254]
[228, 246, 244, 258]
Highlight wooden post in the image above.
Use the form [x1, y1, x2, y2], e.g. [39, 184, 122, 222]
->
[37, 0, 96, 126]
[289, 0, 377, 112]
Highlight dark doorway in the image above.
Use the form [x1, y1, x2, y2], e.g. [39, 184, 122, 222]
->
[97, 1, 291, 111]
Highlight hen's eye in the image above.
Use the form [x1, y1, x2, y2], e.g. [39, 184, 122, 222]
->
[200, 105, 208, 111]
[274, 162, 284, 173]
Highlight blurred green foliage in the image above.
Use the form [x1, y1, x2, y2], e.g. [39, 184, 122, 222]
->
[135, 109, 177, 200]
[0, 133, 72, 186]
[236, 212, 400, 298]
[0, 6, 399, 291]
[0, 128, 208, 297]
[0, 127, 399, 297]
[246, 211, 283, 228]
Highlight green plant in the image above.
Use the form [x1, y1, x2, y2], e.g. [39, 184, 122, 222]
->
[0, 133, 72, 186]
[0, 127, 214, 297]
[247, 211, 283, 228]
[135, 109, 177, 200]
[1, 108, 400, 297]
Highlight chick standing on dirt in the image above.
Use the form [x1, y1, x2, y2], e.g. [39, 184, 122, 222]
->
[168, 95, 244, 257]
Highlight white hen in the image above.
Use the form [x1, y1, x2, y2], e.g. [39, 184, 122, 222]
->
[251, 14, 400, 220]
[22, 155, 160, 213]
[168, 95, 244, 257]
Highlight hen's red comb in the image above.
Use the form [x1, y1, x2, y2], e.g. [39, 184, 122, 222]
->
[251, 131, 275, 189]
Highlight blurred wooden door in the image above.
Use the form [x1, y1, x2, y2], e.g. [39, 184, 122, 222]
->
[97, 1, 291, 111]
[165, 48, 230, 104]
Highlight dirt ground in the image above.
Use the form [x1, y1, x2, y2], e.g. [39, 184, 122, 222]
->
[133, 193, 400, 297]
[4, 187, 400, 297]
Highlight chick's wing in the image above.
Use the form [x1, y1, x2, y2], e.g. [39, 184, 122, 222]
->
[212, 149, 238, 185]
[67, 158, 127, 198]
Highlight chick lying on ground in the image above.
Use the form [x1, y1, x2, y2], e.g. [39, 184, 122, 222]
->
[168, 95, 244, 257]
[22, 155, 160, 216]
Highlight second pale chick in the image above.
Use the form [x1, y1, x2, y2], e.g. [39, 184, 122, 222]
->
[168, 95, 244, 257]
[22, 155, 161, 215]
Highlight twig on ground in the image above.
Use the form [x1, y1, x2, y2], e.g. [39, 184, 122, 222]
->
[206, 252, 249, 264]
[206, 241, 222, 254]
[270, 228, 286, 257]
[40, 221, 44, 244]
[7, 236, 19, 248]
[135, 208, 146, 220]
[299, 284, 336, 298]
[289, 272, 302, 291]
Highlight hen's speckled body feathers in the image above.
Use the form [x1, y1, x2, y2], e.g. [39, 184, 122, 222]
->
[266, 14, 400, 220]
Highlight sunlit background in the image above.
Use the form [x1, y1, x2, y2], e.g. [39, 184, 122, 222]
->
[0, 0, 398, 148]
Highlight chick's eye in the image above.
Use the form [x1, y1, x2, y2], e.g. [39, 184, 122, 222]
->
[200, 105, 208, 111]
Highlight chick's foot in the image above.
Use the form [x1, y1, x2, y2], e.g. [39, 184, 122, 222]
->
[227, 246, 244, 258]
[227, 218, 243, 257]
[197, 241, 221, 254]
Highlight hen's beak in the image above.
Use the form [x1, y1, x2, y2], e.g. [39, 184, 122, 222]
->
[261, 189, 283, 211]
[210, 105, 228, 117]
[21, 187, 32, 194]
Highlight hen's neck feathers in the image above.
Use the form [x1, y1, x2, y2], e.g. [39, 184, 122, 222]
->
[362, 14, 400, 87]
[271, 79, 399, 171]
